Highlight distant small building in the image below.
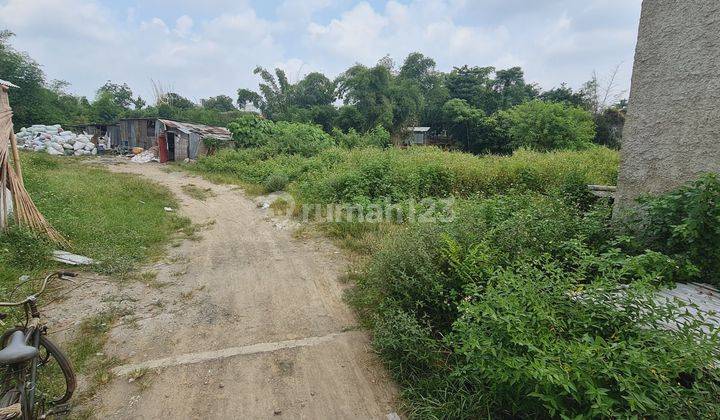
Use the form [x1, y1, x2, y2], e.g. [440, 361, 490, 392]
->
[401, 127, 453, 148]
[157, 119, 232, 161]
[403, 127, 431, 145]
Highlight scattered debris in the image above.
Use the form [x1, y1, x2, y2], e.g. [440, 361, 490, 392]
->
[52, 250, 95, 266]
[131, 146, 159, 164]
[163, 207, 174, 212]
[15, 125, 98, 156]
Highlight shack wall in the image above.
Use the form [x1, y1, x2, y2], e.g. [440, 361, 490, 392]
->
[175, 132, 189, 161]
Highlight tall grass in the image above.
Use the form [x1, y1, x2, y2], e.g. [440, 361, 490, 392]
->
[0, 153, 189, 288]
[193, 145, 619, 204]
[295, 146, 619, 204]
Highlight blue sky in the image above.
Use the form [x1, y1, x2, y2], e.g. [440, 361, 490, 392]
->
[0, 0, 642, 105]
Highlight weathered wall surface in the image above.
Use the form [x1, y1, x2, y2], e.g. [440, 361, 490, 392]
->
[615, 1, 720, 211]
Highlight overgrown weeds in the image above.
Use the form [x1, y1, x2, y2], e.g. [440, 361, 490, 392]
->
[350, 190, 720, 418]
[1, 152, 190, 284]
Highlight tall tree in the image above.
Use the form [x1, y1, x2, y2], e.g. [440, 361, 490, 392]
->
[292, 72, 335, 107]
[442, 99, 485, 151]
[97, 81, 135, 109]
[336, 63, 394, 131]
[446, 65, 496, 113]
[252, 66, 293, 119]
[237, 88, 262, 109]
[202, 95, 236, 112]
[493, 67, 538, 110]
[398, 52, 437, 92]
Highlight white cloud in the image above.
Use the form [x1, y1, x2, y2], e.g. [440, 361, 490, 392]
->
[0, 0, 642, 101]
[174, 15, 194, 37]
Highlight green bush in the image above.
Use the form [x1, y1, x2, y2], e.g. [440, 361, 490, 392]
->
[263, 173, 290, 193]
[265, 121, 335, 157]
[352, 194, 717, 418]
[227, 114, 274, 148]
[631, 173, 720, 284]
[297, 146, 618, 206]
[450, 262, 720, 418]
[499, 100, 596, 151]
[333, 125, 391, 149]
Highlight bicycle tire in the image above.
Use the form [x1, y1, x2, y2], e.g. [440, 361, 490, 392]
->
[1, 329, 76, 406]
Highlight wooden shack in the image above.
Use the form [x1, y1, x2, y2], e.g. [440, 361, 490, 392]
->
[116, 118, 158, 150]
[157, 119, 232, 161]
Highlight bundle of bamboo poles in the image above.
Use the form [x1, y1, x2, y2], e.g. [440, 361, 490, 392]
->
[0, 82, 68, 246]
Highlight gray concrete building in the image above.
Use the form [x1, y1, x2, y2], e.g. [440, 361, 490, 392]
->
[615, 1, 720, 212]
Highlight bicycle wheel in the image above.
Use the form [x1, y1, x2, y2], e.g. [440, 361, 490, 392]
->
[1, 329, 75, 407]
[33, 335, 76, 406]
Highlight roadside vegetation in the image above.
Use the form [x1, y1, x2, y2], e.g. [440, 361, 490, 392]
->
[5, 23, 720, 419]
[185, 113, 720, 417]
[0, 152, 190, 290]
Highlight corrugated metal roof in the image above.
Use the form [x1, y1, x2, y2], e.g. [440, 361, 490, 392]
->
[656, 283, 720, 332]
[0, 79, 19, 88]
[158, 119, 232, 141]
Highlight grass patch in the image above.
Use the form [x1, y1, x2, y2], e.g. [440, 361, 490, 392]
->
[181, 184, 216, 201]
[66, 308, 126, 410]
[1, 152, 191, 288]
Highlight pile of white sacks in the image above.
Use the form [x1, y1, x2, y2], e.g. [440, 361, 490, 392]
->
[15, 125, 97, 156]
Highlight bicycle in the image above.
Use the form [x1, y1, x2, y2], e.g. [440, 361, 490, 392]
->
[0, 272, 77, 419]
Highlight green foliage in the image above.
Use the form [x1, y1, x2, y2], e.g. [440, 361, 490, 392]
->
[0, 226, 52, 272]
[332, 125, 391, 149]
[297, 147, 618, 206]
[353, 193, 720, 418]
[201, 95, 236, 112]
[450, 264, 720, 418]
[336, 63, 395, 131]
[263, 173, 290, 193]
[5, 152, 188, 281]
[500, 100, 596, 151]
[265, 121, 334, 157]
[292, 72, 336, 107]
[632, 174, 720, 284]
[228, 114, 275, 148]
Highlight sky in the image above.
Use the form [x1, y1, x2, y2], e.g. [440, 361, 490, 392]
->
[0, 0, 643, 104]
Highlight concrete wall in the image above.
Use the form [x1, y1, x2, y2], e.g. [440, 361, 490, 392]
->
[615, 1, 720, 212]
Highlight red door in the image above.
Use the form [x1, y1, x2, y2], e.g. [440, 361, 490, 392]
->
[157, 133, 169, 163]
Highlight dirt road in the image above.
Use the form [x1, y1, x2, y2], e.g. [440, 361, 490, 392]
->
[50, 162, 398, 419]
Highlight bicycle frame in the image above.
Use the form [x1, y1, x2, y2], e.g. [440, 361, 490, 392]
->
[0, 272, 76, 419]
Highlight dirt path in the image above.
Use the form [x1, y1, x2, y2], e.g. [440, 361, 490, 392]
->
[50, 162, 398, 419]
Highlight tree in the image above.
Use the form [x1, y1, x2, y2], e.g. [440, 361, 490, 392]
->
[493, 67, 538, 110]
[499, 100, 596, 151]
[593, 104, 626, 149]
[336, 63, 394, 131]
[202, 95, 236, 112]
[540, 83, 589, 108]
[292, 72, 335, 107]
[398, 52, 437, 92]
[162, 92, 195, 110]
[91, 91, 125, 123]
[334, 105, 366, 132]
[132, 96, 146, 110]
[97, 81, 135, 109]
[237, 88, 262, 109]
[252, 66, 293, 119]
[446, 66, 495, 112]
[442, 99, 485, 151]
[389, 79, 423, 133]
